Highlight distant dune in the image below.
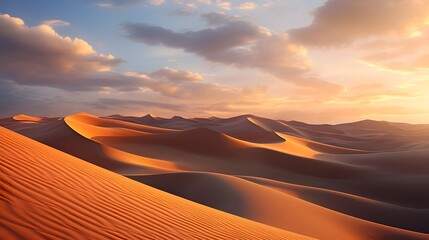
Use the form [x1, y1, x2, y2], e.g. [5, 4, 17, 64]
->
[1, 113, 428, 239]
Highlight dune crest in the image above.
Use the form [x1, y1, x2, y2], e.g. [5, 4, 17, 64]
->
[132, 171, 429, 240]
[1, 113, 428, 240]
[12, 114, 43, 122]
[0, 127, 311, 240]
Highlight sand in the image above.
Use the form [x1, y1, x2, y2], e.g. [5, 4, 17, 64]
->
[0, 127, 310, 240]
[1, 112, 428, 239]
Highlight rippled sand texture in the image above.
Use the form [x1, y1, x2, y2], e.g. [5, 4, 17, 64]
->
[0, 127, 310, 240]
[1, 113, 429, 240]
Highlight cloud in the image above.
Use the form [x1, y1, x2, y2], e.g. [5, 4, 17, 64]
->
[237, 2, 257, 10]
[0, 80, 47, 116]
[362, 52, 429, 72]
[41, 19, 70, 28]
[0, 79, 185, 117]
[149, 67, 203, 82]
[170, 0, 212, 13]
[0, 13, 249, 104]
[0, 14, 129, 90]
[215, 1, 231, 10]
[199, 12, 247, 25]
[123, 13, 270, 55]
[123, 12, 343, 94]
[125, 70, 237, 99]
[0, 13, 232, 98]
[88, 98, 183, 111]
[359, 26, 429, 72]
[96, 0, 164, 8]
[288, 0, 429, 73]
[289, 0, 429, 46]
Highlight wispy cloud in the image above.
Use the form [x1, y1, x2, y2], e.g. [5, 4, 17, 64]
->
[237, 2, 257, 10]
[215, 1, 231, 10]
[41, 19, 70, 27]
[96, 0, 164, 8]
[123, 12, 343, 95]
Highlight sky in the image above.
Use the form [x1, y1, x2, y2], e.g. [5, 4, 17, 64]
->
[1, 0, 429, 123]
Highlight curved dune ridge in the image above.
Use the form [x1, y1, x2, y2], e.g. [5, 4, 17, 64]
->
[0, 127, 310, 240]
[12, 114, 43, 122]
[1, 112, 428, 240]
[264, 133, 368, 160]
[67, 112, 175, 134]
[286, 120, 429, 151]
[131, 172, 428, 240]
[241, 176, 429, 234]
[65, 114, 362, 180]
[2, 114, 179, 174]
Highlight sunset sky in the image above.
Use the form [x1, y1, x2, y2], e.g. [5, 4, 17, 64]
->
[1, 0, 429, 123]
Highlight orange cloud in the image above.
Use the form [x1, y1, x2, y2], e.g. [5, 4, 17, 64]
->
[149, 67, 203, 82]
[237, 2, 257, 10]
[215, 1, 231, 10]
[290, 0, 429, 46]
[359, 26, 429, 72]
[0, 14, 123, 86]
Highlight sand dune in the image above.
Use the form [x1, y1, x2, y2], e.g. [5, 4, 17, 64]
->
[241, 176, 429, 233]
[208, 115, 286, 143]
[130, 171, 428, 240]
[264, 132, 367, 159]
[2, 116, 174, 174]
[0, 127, 311, 240]
[111, 114, 207, 130]
[78, 124, 361, 180]
[12, 114, 43, 122]
[111, 114, 292, 143]
[0, 114, 57, 131]
[286, 119, 429, 151]
[68, 112, 175, 134]
[1, 112, 428, 239]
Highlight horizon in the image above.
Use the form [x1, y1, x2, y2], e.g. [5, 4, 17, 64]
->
[1, 0, 429, 124]
[1, 2, 428, 238]
[4, 112, 429, 126]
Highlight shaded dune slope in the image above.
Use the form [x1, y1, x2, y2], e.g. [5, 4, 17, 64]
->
[0, 127, 310, 240]
[67, 114, 361, 180]
[241, 176, 429, 233]
[286, 120, 429, 151]
[131, 172, 429, 240]
[1, 113, 428, 240]
[4, 116, 177, 174]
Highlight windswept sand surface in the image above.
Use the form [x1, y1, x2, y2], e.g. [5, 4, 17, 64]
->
[1, 113, 429, 239]
[0, 127, 309, 240]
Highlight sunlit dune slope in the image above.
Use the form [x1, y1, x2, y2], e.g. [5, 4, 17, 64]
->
[0, 127, 311, 240]
[12, 114, 43, 122]
[109, 114, 297, 143]
[46, 113, 429, 205]
[265, 133, 367, 159]
[65, 114, 361, 180]
[72, 112, 175, 134]
[0, 115, 55, 129]
[3, 116, 176, 174]
[209, 115, 286, 143]
[1, 113, 428, 240]
[2, 113, 428, 208]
